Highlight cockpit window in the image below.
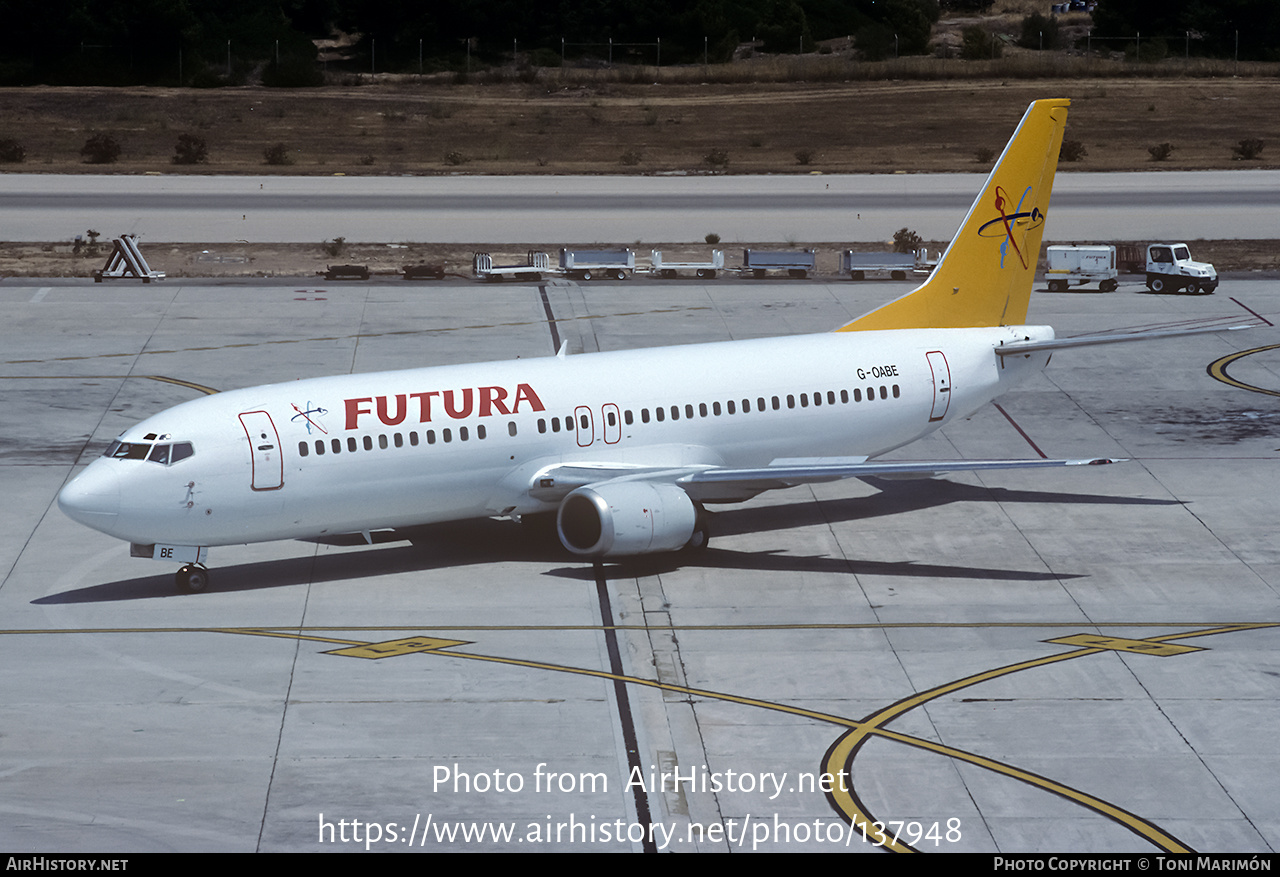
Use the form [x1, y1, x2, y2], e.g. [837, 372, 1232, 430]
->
[105, 441, 151, 460]
[103, 439, 194, 465]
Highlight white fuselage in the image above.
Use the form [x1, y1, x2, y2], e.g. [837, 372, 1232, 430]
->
[58, 325, 1053, 549]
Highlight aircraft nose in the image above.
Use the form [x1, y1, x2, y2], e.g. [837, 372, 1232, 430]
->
[58, 463, 121, 530]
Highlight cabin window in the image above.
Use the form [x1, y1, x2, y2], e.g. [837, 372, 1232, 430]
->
[410, 431, 420, 446]
[756, 397, 765, 411]
[607, 411, 617, 426]
[854, 388, 862, 402]
[799, 394, 808, 408]
[880, 386, 888, 400]
[580, 414, 589, 430]
[670, 406, 680, 421]
[685, 404, 694, 419]
[332, 438, 342, 454]
[624, 410, 634, 425]
[394, 433, 404, 448]
[892, 384, 900, 398]
[363, 435, 373, 450]
[840, 390, 849, 403]
[315, 440, 325, 456]
[443, 428, 452, 443]
[866, 386, 875, 401]
[656, 407, 665, 422]
[712, 402, 721, 416]
[427, 430, 436, 444]
[298, 442, 308, 457]
[772, 396, 780, 410]
[508, 421, 517, 437]
[787, 394, 796, 409]
[460, 427, 469, 441]
[538, 418, 547, 434]
[477, 425, 485, 439]
[378, 434, 388, 449]
[348, 437, 358, 452]
[727, 400, 736, 415]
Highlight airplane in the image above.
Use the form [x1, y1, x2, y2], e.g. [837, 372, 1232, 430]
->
[57, 98, 1248, 593]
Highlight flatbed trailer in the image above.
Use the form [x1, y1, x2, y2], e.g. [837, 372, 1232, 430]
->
[473, 252, 551, 281]
[559, 248, 634, 281]
[741, 248, 816, 279]
[649, 250, 724, 279]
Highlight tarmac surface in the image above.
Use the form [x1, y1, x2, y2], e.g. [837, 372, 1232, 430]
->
[1, 273, 1278, 853]
[4, 170, 1280, 244]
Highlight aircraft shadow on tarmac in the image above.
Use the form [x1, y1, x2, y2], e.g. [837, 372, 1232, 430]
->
[35, 479, 1177, 603]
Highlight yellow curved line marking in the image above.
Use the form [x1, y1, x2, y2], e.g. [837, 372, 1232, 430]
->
[1207, 343, 1280, 397]
[823, 623, 1270, 853]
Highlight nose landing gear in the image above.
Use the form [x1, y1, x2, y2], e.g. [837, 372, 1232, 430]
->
[176, 564, 210, 594]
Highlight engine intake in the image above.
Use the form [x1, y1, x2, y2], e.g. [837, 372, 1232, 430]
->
[557, 481, 697, 557]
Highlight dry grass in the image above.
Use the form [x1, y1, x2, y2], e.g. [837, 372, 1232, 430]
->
[1, 74, 1278, 176]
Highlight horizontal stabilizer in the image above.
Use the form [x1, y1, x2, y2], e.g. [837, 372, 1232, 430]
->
[997, 324, 1254, 356]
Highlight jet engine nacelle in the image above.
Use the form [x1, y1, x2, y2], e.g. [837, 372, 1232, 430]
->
[557, 481, 698, 557]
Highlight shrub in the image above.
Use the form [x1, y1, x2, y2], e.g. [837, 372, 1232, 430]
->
[960, 26, 1001, 60]
[974, 146, 995, 164]
[705, 233, 721, 245]
[80, 133, 121, 164]
[0, 139, 25, 162]
[619, 149, 642, 166]
[703, 148, 730, 168]
[1018, 13, 1059, 50]
[263, 143, 293, 165]
[893, 227, 923, 254]
[1232, 138, 1264, 160]
[323, 237, 345, 257]
[444, 150, 469, 166]
[172, 133, 208, 165]
[1148, 142, 1175, 162]
[794, 149, 814, 166]
[1059, 139, 1087, 162]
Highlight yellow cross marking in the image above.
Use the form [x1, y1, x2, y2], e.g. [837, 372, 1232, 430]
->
[324, 636, 471, 659]
[1045, 634, 1204, 656]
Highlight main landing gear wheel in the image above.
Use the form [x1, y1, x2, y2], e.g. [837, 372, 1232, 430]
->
[176, 564, 210, 594]
[682, 506, 712, 553]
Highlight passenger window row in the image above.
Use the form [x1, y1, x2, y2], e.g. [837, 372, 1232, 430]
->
[298, 421, 512, 458]
[621, 384, 900, 426]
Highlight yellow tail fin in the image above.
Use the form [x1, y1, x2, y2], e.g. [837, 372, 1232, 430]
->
[837, 98, 1070, 332]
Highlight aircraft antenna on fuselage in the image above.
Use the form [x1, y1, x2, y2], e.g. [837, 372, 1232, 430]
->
[837, 98, 1070, 333]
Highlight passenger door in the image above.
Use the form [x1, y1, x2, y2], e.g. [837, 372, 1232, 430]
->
[238, 411, 283, 490]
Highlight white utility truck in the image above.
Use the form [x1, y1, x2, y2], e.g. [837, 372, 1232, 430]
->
[1144, 243, 1218, 294]
[1045, 245, 1119, 292]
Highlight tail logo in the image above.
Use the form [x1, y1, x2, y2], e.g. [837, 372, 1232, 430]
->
[978, 185, 1044, 269]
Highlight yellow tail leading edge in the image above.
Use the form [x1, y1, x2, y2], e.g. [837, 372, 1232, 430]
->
[838, 98, 1070, 333]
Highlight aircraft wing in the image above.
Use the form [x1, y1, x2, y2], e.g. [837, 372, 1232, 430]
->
[531, 456, 1121, 504]
[679, 456, 1120, 496]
